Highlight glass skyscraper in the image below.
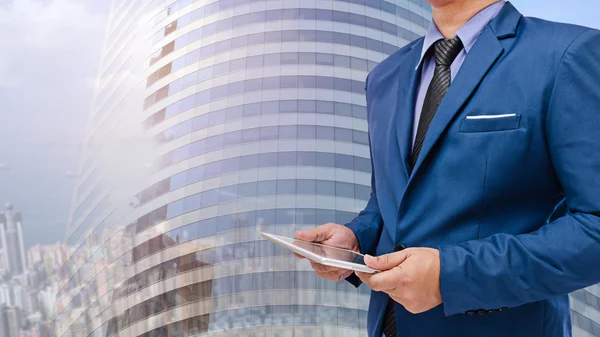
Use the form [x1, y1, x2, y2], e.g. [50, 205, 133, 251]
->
[53, 1, 431, 336]
[571, 285, 600, 336]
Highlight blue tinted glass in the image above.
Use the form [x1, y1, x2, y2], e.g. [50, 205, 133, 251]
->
[201, 189, 219, 207]
[316, 209, 336, 225]
[281, 52, 299, 64]
[335, 102, 353, 117]
[257, 180, 277, 196]
[336, 153, 354, 170]
[316, 101, 334, 114]
[180, 223, 199, 242]
[280, 76, 298, 88]
[277, 180, 296, 194]
[316, 126, 334, 140]
[298, 100, 316, 112]
[259, 152, 278, 167]
[256, 209, 276, 225]
[258, 100, 276, 114]
[240, 154, 259, 170]
[336, 182, 355, 198]
[183, 193, 202, 213]
[297, 151, 316, 166]
[317, 306, 338, 325]
[273, 271, 295, 290]
[298, 126, 316, 139]
[198, 217, 217, 238]
[229, 57, 246, 71]
[295, 305, 316, 324]
[219, 185, 238, 202]
[278, 125, 297, 139]
[316, 180, 335, 197]
[355, 185, 371, 200]
[166, 199, 184, 219]
[225, 105, 243, 120]
[316, 76, 334, 90]
[233, 242, 255, 261]
[297, 179, 316, 194]
[252, 272, 274, 290]
[316, 152, 335, 167]
[277, 152, 297, 166]
[279, 100, 297, 112]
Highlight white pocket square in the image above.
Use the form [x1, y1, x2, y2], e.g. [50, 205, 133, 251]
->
[465, 113, 517, 120]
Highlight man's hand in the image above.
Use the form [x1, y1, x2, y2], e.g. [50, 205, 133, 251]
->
[295, 223, 360, 282]
[356, 248, 442, 314]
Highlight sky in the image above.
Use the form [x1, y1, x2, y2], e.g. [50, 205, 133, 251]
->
[0, 0, 111, 248]
[0, 0, 598, 249]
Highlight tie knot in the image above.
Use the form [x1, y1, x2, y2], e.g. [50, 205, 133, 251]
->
[434, 36, 464, 67]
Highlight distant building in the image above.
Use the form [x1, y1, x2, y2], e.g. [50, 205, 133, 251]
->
[0, 283, 11, 306]
[0, 203, 27, 275]
[4, 306, 21, 337]
[37, 287, 55, 320]
[0, 250, 7, 274]
[27, 243, 68, 276]
[19, 325, 40, 337]
[0, 306, 8, 337]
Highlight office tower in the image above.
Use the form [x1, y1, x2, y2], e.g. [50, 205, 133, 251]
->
[55, 0, 431, 336]
[571, 285, 600, 337]
[0, 203, 27, 275]
[4, 306, 21, 337]
[0, 306, 7, 337]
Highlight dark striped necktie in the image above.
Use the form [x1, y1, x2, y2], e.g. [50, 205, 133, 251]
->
[410, 36, 464, 170]
[382, 37, 463, 337]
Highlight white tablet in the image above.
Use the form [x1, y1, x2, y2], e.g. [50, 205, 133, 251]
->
[260, 232, 379, 274]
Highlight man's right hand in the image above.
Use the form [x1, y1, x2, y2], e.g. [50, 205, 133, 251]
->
[295, 223, 360, 282]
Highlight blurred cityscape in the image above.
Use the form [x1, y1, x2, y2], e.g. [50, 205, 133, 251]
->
[0, 203, 67, 337]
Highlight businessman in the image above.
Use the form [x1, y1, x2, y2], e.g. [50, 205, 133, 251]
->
[296, 0, 600, 336]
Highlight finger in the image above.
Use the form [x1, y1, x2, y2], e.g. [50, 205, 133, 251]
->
[295, 224, 334, 243]
[313, 267, 347, 280]
[310, 261, 345, 275]
[320, 269, 353, 282]
[364, 250, 409, 271]
[356, 267, 403, 292]
[316, 271, 345, 281]
[338, 270, 354, 281]
[293, 253, 306, 259]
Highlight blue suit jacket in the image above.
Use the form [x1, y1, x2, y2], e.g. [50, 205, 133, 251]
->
[345, 3, 600, 337]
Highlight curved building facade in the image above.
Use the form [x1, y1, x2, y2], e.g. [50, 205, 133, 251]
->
[571, 285, 600, 337]
[54, 0, 431, 336]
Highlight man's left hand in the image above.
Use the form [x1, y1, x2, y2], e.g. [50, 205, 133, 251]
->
[356, 248, 442, 314]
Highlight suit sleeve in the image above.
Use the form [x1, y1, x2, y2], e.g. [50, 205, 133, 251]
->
[438, 29, 600, 316]
[344, 75, 385, 287]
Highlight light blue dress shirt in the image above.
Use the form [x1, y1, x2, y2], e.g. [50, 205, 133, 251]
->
[411, 0, 506, 146]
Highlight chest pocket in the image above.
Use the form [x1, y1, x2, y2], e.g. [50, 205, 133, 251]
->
[460, 114, 521, 133]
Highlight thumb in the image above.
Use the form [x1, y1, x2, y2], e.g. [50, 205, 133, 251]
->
[295, 225, 332, 243]
[364, 251, 409, 271]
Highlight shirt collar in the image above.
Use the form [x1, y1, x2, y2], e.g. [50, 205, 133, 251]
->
[415, 0, 506, 70]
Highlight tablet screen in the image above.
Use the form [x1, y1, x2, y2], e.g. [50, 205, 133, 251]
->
[273, 234, 367, 266]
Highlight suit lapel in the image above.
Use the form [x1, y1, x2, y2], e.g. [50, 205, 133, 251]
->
[408, 26, 505, 180]
[395, 39, 424, 179]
